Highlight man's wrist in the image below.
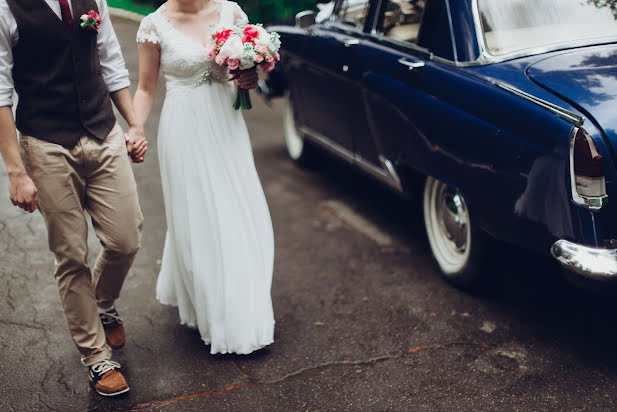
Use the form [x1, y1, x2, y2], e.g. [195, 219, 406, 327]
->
[7, 168, 27, 179]
[127, 124, 145, 134]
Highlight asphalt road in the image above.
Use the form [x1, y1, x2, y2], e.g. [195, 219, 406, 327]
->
[2, 16, 617, 412]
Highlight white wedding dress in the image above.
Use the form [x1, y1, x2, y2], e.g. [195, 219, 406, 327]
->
[137, 1, 275, 354]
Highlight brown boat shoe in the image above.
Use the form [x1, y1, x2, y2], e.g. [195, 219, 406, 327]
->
[88, 360, 129, 397]
[99, 307, 125, 349]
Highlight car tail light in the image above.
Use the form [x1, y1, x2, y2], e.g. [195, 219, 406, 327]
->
[571, 127, 607, 209]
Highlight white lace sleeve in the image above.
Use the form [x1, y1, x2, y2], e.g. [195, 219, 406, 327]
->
[232, 2, 249, 25]
[136, 14, 160, 44]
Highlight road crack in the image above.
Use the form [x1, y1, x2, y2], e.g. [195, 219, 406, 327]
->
[129, 341, 490, 410]
[0, 318, 49, 331]
[131, 338, 154, 354]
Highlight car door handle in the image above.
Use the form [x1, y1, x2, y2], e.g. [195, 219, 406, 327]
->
[343, 39, 360, 47]
[398, 58, 425, 71]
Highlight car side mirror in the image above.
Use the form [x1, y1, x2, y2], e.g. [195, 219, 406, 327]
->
[296, 10, 316, 29]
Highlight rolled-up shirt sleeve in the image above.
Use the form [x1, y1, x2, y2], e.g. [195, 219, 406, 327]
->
[0, 3, 15, 108]
[96, 0, 130, 92]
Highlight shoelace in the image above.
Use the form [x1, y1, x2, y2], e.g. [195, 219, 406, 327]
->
[99, 311, 122, 326]
[91, 360, 121, 377]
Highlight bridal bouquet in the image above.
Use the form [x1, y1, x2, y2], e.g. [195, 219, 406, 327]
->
[208, 24, 281, 110]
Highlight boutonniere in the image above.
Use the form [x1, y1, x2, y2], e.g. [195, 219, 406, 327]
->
[80, 10, 102, 32]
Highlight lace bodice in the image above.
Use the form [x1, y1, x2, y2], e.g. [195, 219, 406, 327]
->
[136, 1, 249, 93]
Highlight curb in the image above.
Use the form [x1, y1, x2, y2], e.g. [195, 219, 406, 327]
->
[109, 7, 146, 22]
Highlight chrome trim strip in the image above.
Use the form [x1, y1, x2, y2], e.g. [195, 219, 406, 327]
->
[299, 126, 355, 163]
[371, 0, 383, 35]
[379, 155, 403, 191]
[470, 0, 491, 63]
[491, 80, 585, 127]
[299, 126, 404, 191]
[551, 240, 617, 280]
[478, 38, 617, 65]
[568, 127, 609, 211]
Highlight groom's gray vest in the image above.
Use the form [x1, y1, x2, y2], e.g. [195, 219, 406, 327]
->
[6, 0, 116, 147]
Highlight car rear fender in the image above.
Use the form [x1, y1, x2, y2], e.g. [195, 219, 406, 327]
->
[371, 61, 594, 251]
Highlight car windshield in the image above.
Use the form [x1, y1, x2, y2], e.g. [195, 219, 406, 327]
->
[479, 0, 617, 56]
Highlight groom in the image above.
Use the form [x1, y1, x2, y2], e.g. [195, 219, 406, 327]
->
[0, 0, 147, 396]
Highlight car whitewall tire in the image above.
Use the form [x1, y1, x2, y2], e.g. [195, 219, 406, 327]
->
[282, 93, 317, 166]
[423, 176, 490, 291]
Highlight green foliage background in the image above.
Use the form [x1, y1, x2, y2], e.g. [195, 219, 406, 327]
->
[237, 0, 320, 23]
[114, 0, 321, 23]
[587, 0, 617, 19]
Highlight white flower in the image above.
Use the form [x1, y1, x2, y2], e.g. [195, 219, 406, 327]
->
[217, 34, 243, 61]
[268, 32, 281, 54]
[239, 43, 258, 70]
[256, 26, 269, 39]
[80, 14, 88, 22]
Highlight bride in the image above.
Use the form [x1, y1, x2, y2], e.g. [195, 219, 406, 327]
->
[133, 0, 275, 354]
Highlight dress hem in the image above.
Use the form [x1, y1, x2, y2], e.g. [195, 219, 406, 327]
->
[156, 295, 275, 355]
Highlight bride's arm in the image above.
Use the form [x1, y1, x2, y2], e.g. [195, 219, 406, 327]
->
[132, 41, 160, 150]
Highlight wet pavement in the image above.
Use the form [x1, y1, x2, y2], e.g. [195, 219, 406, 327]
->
[2, 16, 617, 411]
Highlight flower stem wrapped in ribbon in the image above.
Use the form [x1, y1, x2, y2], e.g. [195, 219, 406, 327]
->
[80, 10, 101, 32]
[208, 24, 281, 110]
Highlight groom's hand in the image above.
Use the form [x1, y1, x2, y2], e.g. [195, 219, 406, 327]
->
[9, 171, 38, 213]
[235, 68, 259, 90]
[125, 127, 148, 163]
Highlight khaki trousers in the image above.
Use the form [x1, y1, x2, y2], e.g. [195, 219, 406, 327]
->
[20, 124, 143, 366]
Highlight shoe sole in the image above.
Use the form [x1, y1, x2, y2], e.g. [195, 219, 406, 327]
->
[94, 386, 130, 397]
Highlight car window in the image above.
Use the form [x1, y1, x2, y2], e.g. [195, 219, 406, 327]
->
[479, 0, 617, 56]
[335, 0, 371, 30]
[377, 0, 455, 60]
[376, 0, 426, 44]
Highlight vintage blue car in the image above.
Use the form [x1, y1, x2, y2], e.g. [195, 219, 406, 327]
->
[264, 0, 617, 290]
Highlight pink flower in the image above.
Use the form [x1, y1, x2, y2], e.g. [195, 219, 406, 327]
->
[275, 52, 281, 62]
[215, 54, 227, 66]
[227, 58, 240, 71]
[242, 34, 256, 45]
[87, 10, 101, 24]
[256, 54, 264, 63]
[262, 61, 275, 73]
[243, 25, 260, 39]
[255, 45, 268, 54]
[216, 29, 233, 44]
[266, 54, 274, 63]
[207, 45, 218, 60]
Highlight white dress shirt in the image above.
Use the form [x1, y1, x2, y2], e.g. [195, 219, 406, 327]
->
[0, 0, 130, 107]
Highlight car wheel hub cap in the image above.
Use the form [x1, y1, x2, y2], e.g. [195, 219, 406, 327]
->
[438, 188, 468, 253]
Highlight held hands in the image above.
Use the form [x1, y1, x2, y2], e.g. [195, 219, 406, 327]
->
[125, 127, 148, 163]
[9, 172, 38, 213]
[232, 68, 259, 90]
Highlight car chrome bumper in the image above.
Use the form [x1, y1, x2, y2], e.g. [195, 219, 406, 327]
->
[551, 240, 617, 280]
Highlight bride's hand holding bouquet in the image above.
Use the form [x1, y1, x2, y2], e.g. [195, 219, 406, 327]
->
[207, 23, 281, 110]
